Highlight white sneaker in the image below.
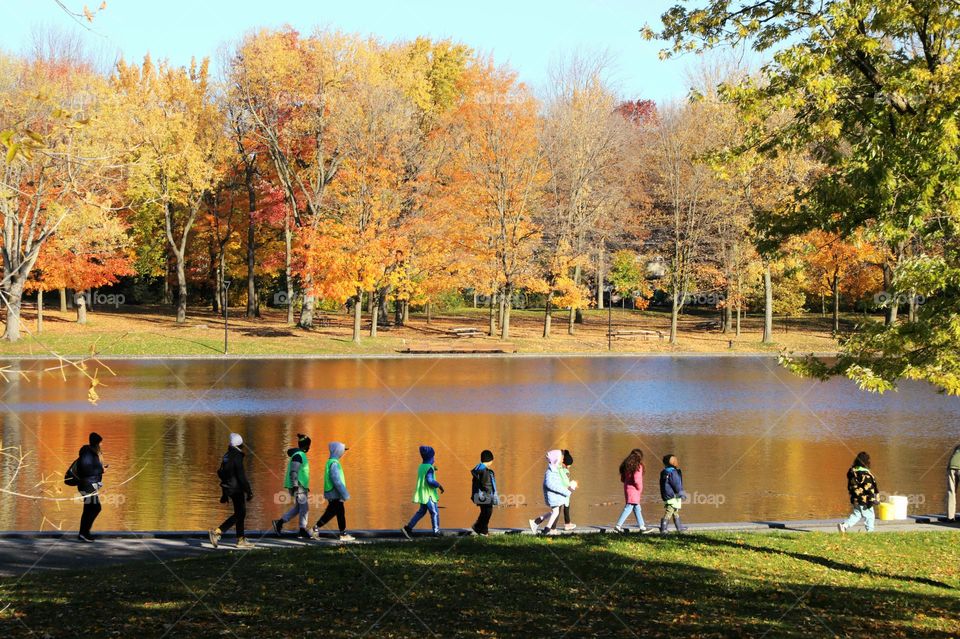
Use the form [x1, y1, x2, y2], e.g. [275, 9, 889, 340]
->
[528, 519, 538, 534]
[613, 525, 624, 533]
[309, 526, 321, 540]
[338, 533, 356, 542]
[563, 523, 577, 530]
[837, 523, 847, 534]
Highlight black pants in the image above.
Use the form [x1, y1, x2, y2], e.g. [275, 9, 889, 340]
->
[219, 492, 246, 538]
[562, 504, 571, 525]
[79, 493, 101, 537]
[474, 504, 493, 534]
[316, 499, 346, 533]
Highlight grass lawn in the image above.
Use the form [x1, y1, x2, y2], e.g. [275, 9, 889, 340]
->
[0, 304, 850, 357]
[2, 532, 957, 637]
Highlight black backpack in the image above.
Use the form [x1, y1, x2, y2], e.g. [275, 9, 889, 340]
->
[63, 458, 80, 487]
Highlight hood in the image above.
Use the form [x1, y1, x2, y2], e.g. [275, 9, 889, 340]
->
[329, 441, 346, 459]
[546, 449, 562, 470]
[419, 445, 435, 464]
[471, 462, 487, 477]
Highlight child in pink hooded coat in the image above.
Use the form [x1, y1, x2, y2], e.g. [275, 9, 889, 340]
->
[529, 449, 577, 535]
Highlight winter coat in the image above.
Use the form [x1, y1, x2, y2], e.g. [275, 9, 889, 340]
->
[622, 466, 644, 505]
[323, 441, 350, 501]
[76, 444, 104, 493]
[219, 446, 252, 497]
[471, 463, 498, 505]
[949, 445, 960, 470]
[659, 465, 685, 502]
[847, 466, 879, 507]
[543, 450, 571, 508]
[412, 445, 443, 504]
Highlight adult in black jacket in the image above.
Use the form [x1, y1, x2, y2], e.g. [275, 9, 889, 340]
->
[77, 432, 105, 542]
[209, 433, 254, 548]
[470, 450, 498, 536]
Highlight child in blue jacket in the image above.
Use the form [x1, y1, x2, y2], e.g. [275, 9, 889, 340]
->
[659, 454, 688, 533]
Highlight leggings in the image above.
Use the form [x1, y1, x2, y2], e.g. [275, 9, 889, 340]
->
[562, 504, 571, 524]
[316, 499, 347, 533]
[535, 506, 561, 531]
[219, 492, 246, 538]
[408, 500, 440, 532]
[79, 492, 102, 537]
[281, 488, 310, 530]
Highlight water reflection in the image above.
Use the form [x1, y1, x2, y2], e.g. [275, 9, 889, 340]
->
[0, 356, 957, 531]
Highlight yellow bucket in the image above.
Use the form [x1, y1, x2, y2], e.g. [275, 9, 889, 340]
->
[876, 502, 895, 521]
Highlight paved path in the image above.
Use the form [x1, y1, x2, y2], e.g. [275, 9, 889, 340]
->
[1, 516, 957, 578]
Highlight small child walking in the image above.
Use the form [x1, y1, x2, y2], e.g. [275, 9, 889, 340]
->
[613, 448, 650, 533]
[838, 451, 880, 533]
[272, 434, 315, 539]
[558, 449, 577, 530]
[312, 441, 355, 542]
[402, 446, 444, 538]
[529, 449, 577, 535]
[659, 454, 688, 534]
[471, 449, 498, 536]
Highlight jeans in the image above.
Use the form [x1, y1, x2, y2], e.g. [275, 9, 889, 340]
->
[79, 492, 101, 537]
[615, 503, 646, 529]
[474, 504, 493, 534]
[408, 500, 439, 532]
[843, 504, 875, 532]
[219, 492, 246, 538]
[316, 499, 346, 533]
[281, 488, 309, 529]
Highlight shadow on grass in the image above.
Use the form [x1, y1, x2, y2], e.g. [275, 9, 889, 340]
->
[1, 535, 957, 638]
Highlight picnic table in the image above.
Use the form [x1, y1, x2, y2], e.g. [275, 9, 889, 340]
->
[448, 326, 486, 338]
[607, 328, 664, 342]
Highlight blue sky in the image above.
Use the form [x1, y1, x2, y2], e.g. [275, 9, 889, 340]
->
[4, 0, 695, 102]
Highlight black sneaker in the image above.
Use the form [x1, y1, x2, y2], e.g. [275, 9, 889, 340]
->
[401, 525, 413, 540]
[77, 534, 94, 543]
[272, 519, 283, 536]
[298, 528, 311, 539]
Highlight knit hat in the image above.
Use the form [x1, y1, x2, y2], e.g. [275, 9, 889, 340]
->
[230, 433, 243, 447]
[480, 450, 494, 463]
[297, 433, 311, 450]
[89, 432, 103, 446]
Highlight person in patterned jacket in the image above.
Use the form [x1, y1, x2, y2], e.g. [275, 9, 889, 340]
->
[838, 451, 880, 533]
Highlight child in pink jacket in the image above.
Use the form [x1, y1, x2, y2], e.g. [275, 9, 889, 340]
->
[613, 449, 651, 533]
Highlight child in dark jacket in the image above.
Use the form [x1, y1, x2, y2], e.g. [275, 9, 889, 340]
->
[838, 451, 880, 533]
[471, 450, 498, 536]
[402, 445, 445, 538]
[659, 454, 687, 534]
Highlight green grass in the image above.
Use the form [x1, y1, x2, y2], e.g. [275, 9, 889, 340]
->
[2, 532, 958, 637]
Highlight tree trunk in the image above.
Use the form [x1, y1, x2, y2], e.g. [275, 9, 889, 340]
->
[498, 294, 505, 332]
[211, 256, 220, 315]
[567, 263, 581, 335]
[284, 217, 294, 326]
[377, 286, 390, 326]
[76, 290, 88, 325]
[488, 293, 497, 336]
[472, 290, 478, 308]
[669, 289, 679, 345]
[245, 168, 259, 319]
[59, 287, 67, 313]
[500, 284, 512, 340]
[882, 263, 897, 326]
[402, 300, 409, 324]
[735, 304, 741, 337]
[352, 292, 362, 344]
[762, 265, 773, 344]
[832, 275, 840, 334]
[908, 289, 917, 322]
[300, 288, 315, 329]
[722, 285, 733, 334]
[426, 301, 432, 324]
[175, 256, 187, 324]
[2, 279, 25, 341]
[543, 290, 553, 338]
[596, 248, 604, 310]
[370, 291, 379, 338]
[394, 295, 403, 326]
[36, 289, 43, 334]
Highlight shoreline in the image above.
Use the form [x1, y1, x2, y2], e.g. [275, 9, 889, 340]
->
[0, 350, 840, 361]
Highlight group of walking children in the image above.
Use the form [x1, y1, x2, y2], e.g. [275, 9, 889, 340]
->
[68, 431, 900, 543]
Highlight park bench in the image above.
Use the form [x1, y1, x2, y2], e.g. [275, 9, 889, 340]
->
[607, 329, 664, 342]
[448, 326, 485, 338]
[694, 320, 722, 330]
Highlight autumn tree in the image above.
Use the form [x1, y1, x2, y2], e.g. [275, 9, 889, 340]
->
[117, 55, 224, 324]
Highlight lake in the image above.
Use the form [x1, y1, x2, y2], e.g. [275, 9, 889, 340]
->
[1, 356, 957, 532]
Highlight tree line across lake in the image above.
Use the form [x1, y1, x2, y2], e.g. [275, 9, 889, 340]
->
[2, 1, 958, 393]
